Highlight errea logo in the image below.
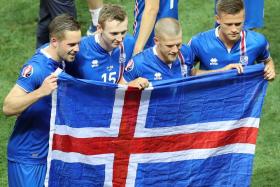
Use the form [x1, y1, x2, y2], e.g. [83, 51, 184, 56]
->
[107, 65, 114, 71]
[210, 58, 218, 66]
[154, 72, 162, 80]
[91, 60, 99, 68]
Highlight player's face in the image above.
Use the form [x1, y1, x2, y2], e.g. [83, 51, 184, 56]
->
[98, 18, 128, 51]
[155, 33, 182, 64]
[216, 10, 245, 43]
[56, 30, 81, 62]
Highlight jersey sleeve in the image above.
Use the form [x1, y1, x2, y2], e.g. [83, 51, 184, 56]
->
[16, 63, 44, 93]
[123, 34, 136, 66]
[256, 35, 271, 62]
[188, 36, 201, 63]
[123, 59, 140, 82]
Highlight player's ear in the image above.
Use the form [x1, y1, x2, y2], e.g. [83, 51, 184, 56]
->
[154, 36, 159, 45]
[215, 14, 220, 24]
[96, 24, 103, 33]
[50, 37, 58, 48]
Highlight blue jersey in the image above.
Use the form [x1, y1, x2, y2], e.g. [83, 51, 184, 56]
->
[123, 45, 194, 82]
[134, 0, 179, 49]
[66, 34, 135, 83]
[8, 46, 63, 164]
[215, 0, 264, 29]
[189, 27, 270, 70]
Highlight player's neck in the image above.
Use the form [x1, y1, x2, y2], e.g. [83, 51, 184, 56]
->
[43, 45, 61, 62]
[218, 29, 240, 50]
[98, 33, 114, 52]
[155, 46, 172, 65]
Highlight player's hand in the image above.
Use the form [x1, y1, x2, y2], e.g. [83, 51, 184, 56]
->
[38, 74, 58, 96]
[223, 63, 244, 74]
[264, 61, 276, 81]
[128, 77, 150, 90]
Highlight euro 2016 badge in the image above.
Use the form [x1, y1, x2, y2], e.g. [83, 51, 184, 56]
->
[240, 55, 249, 65]
[125, 60, 134, 72]
[21, 65, 33, 78]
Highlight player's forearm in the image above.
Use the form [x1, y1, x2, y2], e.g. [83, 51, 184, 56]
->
[3, 89, 45, 116]
[264, 58, 276, 80]
[193, 68, 218, 75]
[134, 5, 159, 54]
[264, 58, 275, 68]
[195, 62, 245, 75]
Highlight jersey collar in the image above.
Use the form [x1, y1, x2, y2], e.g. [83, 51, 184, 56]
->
[215, 26, 245, 53]
[94, 34, 113, 55]
[40, 45, 64, 69]
[153, 45, 175, 69]
[40, 45, 52, 59]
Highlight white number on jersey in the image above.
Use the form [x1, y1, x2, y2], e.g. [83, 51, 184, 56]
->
[101, 72, 117, 83]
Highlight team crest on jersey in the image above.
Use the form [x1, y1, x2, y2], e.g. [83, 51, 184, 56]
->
[21, 65, 33, 78]
[210, 58, 218, 66]
[240, 55, 249, 65]
[91, 60, 99, 68]
[154, 72, 162, 80]
[119, 54, 126, 64]
[125, 60, 134, 72]
[107, 65, 114, 71]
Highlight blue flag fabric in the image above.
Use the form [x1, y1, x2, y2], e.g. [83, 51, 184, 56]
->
[45, 64, 267, 187]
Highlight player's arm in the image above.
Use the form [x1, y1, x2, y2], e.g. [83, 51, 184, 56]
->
[119, 77, 149, 90]
[3, 74, 58, 116]
[264, 58, 276, 80]
[119, 59, 150, 89]
[193, 63, 244, 75]
[133, 0, 159, 55]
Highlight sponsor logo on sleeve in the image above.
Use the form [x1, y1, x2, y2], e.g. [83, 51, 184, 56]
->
[125, 60, 134, 72]
[21, 65, 33, 78]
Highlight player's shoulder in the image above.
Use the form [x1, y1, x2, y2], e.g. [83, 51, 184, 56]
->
[18, 54, 46, 81]
[80, 35, 94, 47]
[193, 28, 215, 39]
[189, 28, 215, 45]
[180, 44, 191, 53]
[81, 35, 93, 42]
[123, 34, 136, 46]
[132, 49, 146, 64]
[131, 47, 152, 66]
[246, 29, 267, 43]
[28, 49, 49, 68]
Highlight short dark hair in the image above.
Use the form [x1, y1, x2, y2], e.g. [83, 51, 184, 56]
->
[216, 0, 244, 15]
[98, 4, 127, 28]
[48, 14, 81, 40]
